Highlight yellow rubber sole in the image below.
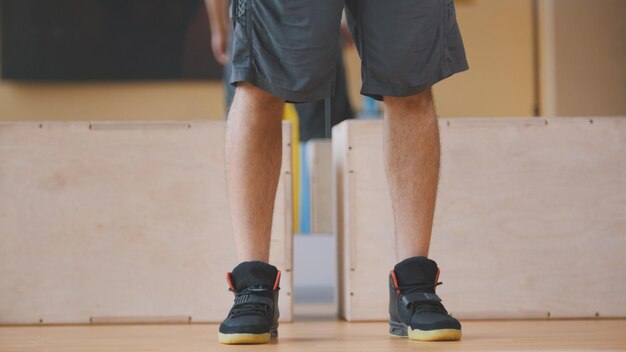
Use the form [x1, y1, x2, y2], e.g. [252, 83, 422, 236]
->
[408, 328, 462, 341]
[218, 332, 271, 344]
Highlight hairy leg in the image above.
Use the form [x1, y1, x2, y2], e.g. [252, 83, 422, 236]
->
[226, 83, 284, 263]
[383, 89, 440, 260]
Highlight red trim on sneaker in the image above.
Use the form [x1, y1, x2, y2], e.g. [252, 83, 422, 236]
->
[273, 270, 281, 291]
[226, 272, 236, 293]
[390, 270, 401, 294]
[434, 267, 441, 290]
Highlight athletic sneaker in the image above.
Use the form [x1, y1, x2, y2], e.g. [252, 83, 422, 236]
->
[389, 256, 462, 341]
[218, 261, 281, 344]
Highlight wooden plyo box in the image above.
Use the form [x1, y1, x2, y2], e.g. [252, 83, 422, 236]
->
[305, 139, 333, 234]
[0, 121, 293, 325]
[333, 117, 626, 321]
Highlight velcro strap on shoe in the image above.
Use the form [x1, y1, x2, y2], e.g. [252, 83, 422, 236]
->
[401, 292, 442, 308]
[234, 294, 273, 306]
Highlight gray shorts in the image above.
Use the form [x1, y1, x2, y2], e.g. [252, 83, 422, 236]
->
[229, 0, 469, 102]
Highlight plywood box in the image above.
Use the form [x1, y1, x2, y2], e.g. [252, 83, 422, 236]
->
[333, 117, 626, 321]
[305, 139, 333, 234]
[0, 121, 293, 324]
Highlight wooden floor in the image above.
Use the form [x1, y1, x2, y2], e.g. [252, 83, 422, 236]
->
[1, 317, 624, 351]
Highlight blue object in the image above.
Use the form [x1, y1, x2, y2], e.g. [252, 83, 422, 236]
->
[298, 143, 311, 234]
[362, 96, 380, 118]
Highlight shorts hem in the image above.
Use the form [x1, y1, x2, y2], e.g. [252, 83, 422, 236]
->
[361, 62, 469, 101]
[230, 69, 333, 103]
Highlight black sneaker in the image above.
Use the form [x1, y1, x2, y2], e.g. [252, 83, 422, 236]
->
[218, 261, 281, 344]
[389, 256, 462, 341]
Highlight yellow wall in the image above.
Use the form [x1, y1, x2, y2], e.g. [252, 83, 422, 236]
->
[0, 81, 225, 121]
[435, 0, 536, 117]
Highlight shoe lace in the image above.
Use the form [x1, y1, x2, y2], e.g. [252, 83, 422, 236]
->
[398, 281, 448, 314]
[229, 286, 273, 318]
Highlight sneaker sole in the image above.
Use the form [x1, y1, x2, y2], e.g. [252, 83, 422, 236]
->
[218, 330, 277, 344]
[408, 327, 461, 341]
[389, 321, 461, 341]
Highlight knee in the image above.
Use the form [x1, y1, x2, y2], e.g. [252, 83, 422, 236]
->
[384, 89, 434, 114]
[234, 83, 284, 109]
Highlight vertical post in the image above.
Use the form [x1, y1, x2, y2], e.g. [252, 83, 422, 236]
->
[531, 0, 541, 117]
[325, 96, 331, 138]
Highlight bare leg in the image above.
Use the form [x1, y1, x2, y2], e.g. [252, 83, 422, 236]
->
[226, 83, 284, 263]
[383, 89, 440, 261]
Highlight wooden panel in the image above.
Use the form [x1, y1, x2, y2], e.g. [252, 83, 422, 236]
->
[306, 140, 333, 234]
[332, 122, 351, 319]
[0, 121, 293, 324]
[539, 0, 626, 116]
[334, 117, 626, 321]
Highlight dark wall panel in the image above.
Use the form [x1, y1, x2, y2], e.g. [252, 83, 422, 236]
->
[0, 0, 223, 81]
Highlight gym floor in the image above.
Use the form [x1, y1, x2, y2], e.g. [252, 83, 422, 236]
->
[1, 304, 624, 352]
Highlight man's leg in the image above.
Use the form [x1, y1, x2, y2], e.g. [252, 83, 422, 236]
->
[219, 0, 344, 342]
[218, 83, 284, 344]
[226, 83, 284, 263]
[217, 0, 345, 343]
[383, 89, 439, 261]
[383, 89, 461, 341]
[344, 0, 467, 342]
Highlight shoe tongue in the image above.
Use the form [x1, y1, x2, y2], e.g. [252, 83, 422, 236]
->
[393, 256, 438, 291]
[231, 261, 277, 292]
